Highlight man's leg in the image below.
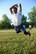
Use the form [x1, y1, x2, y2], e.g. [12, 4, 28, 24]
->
[15, 26, 21, 33]
[20, 23, 31, 36]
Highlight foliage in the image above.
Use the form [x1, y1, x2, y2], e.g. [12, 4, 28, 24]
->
[22, 15, 27, 23]
[0, 14, 11, 29]
[28, 6, 36, 27]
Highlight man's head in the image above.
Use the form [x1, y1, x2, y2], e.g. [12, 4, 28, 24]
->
[12, 7, 17, 14]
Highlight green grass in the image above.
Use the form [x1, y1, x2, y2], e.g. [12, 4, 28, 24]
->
[0, 28, 36, 54]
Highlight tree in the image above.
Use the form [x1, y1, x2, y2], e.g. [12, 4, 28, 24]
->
[28, 6, 36, 27]
[22, 15, 30, 27]
[1, 14, 11, 29]
[22, 15, 27, 24]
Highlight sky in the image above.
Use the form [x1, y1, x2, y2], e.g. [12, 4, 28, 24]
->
[0, 0, 36, 21]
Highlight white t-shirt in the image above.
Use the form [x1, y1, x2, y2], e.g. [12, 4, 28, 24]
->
[11, 12, 22, 26]
[11, 4, 22, 26]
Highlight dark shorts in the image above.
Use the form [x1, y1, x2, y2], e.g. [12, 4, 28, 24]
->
[14, 23, 26, 33]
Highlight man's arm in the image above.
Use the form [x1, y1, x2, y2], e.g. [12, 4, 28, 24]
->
[10, 4, 17, 14]
[20, 4, 22, 12]
[17, 4, 22, 12]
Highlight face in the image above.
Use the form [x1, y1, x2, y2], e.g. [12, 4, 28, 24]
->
[14, 8, 17, 13]
[12, 8, 17, 13]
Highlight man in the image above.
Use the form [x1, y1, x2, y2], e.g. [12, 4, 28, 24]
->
[10, 4, 31, 36]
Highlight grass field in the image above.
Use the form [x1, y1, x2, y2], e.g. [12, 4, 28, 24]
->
[0, 28, 36, 54]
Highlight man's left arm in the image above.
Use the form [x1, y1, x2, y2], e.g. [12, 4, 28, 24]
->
[17, 4, 22, 12]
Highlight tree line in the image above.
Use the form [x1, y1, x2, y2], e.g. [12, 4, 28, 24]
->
[0, 6, 36, 29]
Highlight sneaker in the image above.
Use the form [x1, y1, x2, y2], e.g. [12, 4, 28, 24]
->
[24, 31, 28, 35]
[24, 31, 31, 36]
[28, 31, 31, 36]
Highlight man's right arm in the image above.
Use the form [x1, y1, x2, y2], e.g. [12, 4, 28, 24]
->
[10, 4, 17, 14]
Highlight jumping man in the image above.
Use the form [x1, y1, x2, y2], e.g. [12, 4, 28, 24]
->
[10, 4, 31, 36]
